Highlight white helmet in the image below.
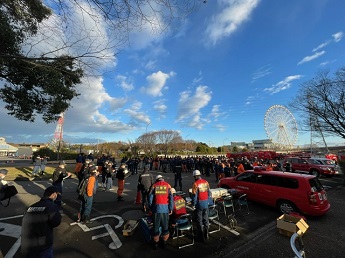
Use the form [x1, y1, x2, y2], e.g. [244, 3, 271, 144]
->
[171, 188, 176, 194]
[156, 175, 163, 181]
[193, 170, 201, 176]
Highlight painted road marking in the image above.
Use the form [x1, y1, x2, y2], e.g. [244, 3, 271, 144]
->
[186, 206, 240, 236]
[0, 218, 23, 258]
[70, 214, 124, 249]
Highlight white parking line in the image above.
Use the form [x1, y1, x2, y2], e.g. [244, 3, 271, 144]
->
[70, 214, 124, 249]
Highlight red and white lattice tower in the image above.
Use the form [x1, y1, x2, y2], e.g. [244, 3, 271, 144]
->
[54, 113, 64, 142]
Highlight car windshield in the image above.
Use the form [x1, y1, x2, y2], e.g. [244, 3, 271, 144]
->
[309, 178, 324, 192]
[320, 159, 335, 165]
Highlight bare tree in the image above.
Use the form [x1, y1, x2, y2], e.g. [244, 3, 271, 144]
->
[290, 68, 345, 140]
[0, 0, 205, 122]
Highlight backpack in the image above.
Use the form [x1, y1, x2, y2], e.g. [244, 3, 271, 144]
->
[76, 177, 89, 199]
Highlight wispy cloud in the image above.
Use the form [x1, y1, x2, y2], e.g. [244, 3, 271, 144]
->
[204, 0, 261, 45]
[124, 101, 151, 125]
[153, 99, 167, 119]
[312, 41, 330, 52]
[176, 86, 212, 129]
[297, 51, 325, 65]
[214, 124, 227, 132]
[252, 64, 272, 81]
[332, 31, 343, 42]
[263, 75, 303, 94]
[208, 105, 227, 121]
[116, 75, 134, 91]
[141, 71, 175, 97]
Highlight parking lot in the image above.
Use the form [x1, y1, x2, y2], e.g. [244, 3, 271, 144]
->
[1, 167, 344, 258]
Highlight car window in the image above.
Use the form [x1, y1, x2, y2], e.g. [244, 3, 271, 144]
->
[309, 178, 324, 192]
[298, 159, 307, 164]
[278, 177, 299, 189]
[236, 172, 256, 183]
[256, 174, 279, 186]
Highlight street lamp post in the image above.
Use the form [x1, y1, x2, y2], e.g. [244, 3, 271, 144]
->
[185, 134, 190, 155]
[145, 122, 151, 155]
[223, 138, 229, 157]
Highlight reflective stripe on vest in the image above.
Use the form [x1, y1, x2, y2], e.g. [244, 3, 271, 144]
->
[153, 181, 170, 205]
[195, 179, 209, 201]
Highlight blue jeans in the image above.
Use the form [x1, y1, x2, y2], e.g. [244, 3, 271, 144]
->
[80, 194, 93, 218]
[195, 207, 209, 232]
[27, 246, 53, 258]
[152, 213, 169, 237]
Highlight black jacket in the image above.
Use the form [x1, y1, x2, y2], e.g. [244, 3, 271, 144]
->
[21, 198, 61, 255]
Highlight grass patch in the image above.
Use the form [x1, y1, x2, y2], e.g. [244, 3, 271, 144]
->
[2, 164, 76, 181]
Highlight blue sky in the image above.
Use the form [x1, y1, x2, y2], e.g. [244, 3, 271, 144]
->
[1, 0, 345, 148]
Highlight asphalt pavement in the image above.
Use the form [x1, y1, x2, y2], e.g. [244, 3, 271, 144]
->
[0, 164, 344, 258]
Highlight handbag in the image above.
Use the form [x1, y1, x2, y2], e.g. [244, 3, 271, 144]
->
[0, 185, 18, 207]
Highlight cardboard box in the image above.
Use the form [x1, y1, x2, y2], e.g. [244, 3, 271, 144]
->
[276, 214, 309, 237]
[122, 220, 139, 236]
[210, 188, 229, 199]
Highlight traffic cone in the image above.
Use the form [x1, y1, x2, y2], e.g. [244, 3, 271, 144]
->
[135, 191, 141, 204]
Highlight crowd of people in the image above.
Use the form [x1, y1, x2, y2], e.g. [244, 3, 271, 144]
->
[17, 152, 288, 256]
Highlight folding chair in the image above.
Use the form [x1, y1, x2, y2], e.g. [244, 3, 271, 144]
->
[173, 214, 194, 249]
[208, 204, 221, 234]
[217, 195, 235, 216]
[236, 194, 249, 215]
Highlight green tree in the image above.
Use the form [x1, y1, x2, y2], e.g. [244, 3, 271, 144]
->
[0, 0, 83, 123]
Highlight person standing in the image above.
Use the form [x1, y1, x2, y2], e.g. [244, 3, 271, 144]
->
[138, 168, 153, 212]
[32, 155, 42, 177]
[52, 161, 71, 206]
[0, 169, 9, 202]
[173, 161, 183, 191]
[78, 166, 98, 224]
[149, 175, 174, 249]
[40, 155, 48, 175]
[191, 170, 211, 242]
[116, 164, 126, 201]
[21, 186, 62, 258]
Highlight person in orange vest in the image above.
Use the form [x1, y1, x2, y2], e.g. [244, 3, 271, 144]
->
[148, 175, 174, 249]
[169, 188, 187, 236]
[191, 170, 211, 241]
[237, 162, 245, 174]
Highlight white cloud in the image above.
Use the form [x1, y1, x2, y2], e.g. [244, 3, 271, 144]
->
[297, 51, 325, 65]
[153, 99, 167, 119]
[204, 0, 260, 45]
[116, 75, 134, 91]
[263, 75, 303, 94]
[332, 31, 343, 42]
[141, 71, 175, 97]
[252, 64, 272, 81]
[214, 124, 227, 132]
[124, 101, 151, 125]
[176, 86, 212, 129]
[312, 41, 330, 52]
[208, 105, 227, 121]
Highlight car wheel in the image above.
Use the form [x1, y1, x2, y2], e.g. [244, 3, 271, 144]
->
[310, 170, 320, 178]
[278, 200, 297, 214]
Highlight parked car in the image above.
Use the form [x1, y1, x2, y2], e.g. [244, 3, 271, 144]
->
[218, 168, 330, 216]
[283, 157, 336, 177]
[313, 157, 342, 175]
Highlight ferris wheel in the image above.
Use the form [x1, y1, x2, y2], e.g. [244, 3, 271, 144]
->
[264, 105, 298, 148]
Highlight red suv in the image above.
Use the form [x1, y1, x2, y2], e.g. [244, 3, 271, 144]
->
[218, 168, 330, 216]
[283, 157, 336, 177]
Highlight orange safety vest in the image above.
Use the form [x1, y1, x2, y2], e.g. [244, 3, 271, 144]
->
[193, 179, 209, 201]
[152, 181, 170, 205]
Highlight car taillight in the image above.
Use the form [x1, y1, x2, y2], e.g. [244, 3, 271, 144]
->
[308, 191, 318, 205]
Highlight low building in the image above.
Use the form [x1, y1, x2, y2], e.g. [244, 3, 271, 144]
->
[0, 137, 18, 156]
[252, 139, 274, 149]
